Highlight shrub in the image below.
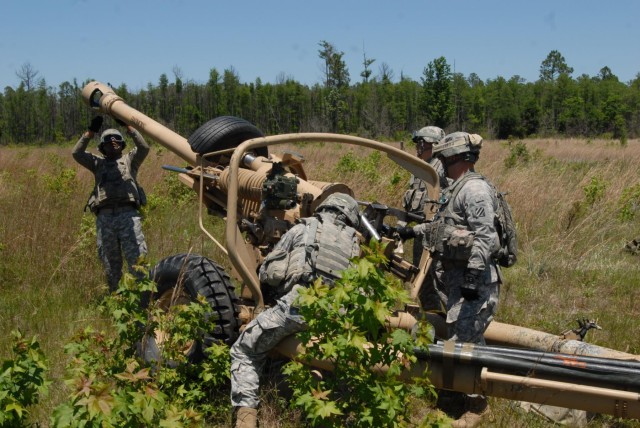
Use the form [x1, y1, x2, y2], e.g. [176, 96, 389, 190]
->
[618, 183, 640, 221]
[503, 141, 530, 169]
[51, 272, 230, 427]
[0, 331, 49, 427]
[283, 241, 440, 427]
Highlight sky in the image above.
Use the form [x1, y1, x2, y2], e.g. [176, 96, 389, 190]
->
[2, 0, 639, 91]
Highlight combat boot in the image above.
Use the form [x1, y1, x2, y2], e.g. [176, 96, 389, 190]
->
[451, 395, 490, 428]
[234, 406, 257, 428]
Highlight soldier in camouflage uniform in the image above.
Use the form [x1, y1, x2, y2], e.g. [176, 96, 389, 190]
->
[230, 193, 362, 428]
[400, 132, 499, 428]
[401, 126, 447, 312]
[402, 126, 447, 267]
[73, 116, 150, 291]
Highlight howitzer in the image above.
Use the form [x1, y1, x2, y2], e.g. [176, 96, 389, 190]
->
[83, 81, 640, 420]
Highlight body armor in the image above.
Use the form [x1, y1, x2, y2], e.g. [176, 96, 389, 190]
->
[86, 156, 146, 212]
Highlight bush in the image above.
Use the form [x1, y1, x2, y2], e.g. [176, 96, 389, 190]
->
[283, 241, 442, 427]
[0, 331, 49, 427]
[51, 272, 230, 427]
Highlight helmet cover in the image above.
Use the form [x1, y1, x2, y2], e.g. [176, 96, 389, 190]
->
[433, 132, 483, 159]
[315, 192, 360, 228]
[412, 126, 445, 144]
[98, 129, 126, 154]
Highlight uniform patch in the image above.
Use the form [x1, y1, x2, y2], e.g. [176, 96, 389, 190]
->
[473, 206, 486, 218]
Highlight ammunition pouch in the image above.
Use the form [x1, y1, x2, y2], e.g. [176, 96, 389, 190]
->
[259, 249, 290, 287]
[402, 188, 428, 213]
[422, 222, 475, 263]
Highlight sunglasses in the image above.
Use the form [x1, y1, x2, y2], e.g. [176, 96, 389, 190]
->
[414, 138, 433, 147]
[103, 134, 124, 143]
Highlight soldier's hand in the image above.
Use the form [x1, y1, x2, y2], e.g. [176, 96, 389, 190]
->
[461, 269, 482, 300]
[396, 226, 416, 241]
[88, 116, 103, 133]
[113, 116, 126, 127]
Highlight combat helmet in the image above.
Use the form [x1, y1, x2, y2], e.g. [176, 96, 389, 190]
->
[98, 128, 126, 155]
[412, 126, 445, 144]
[315, 192, 360, 228]
[433, 131, 483, 162]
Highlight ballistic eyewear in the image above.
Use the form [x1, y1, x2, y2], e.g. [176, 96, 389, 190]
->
[102, 134, 124, 143]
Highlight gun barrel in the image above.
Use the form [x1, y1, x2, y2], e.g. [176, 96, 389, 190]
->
[274, 336, 640, 419]
[82, 81, 200, 166]
[359, 213, 381, 241]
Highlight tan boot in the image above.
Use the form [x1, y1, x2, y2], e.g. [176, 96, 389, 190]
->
[450, 408, 489, 428]
[234, 406, 257, 428]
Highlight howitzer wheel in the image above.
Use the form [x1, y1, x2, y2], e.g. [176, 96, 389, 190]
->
[188, 116, 267, 163]
[140, 253, 240, 363]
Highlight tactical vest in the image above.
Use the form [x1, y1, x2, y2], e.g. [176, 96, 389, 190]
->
[402, 157, 447, 214]
[436, 172, 517, 267]
[402, 175, 429, 213]
[267, 213, 359, 295]
[86, 156, 146, 213]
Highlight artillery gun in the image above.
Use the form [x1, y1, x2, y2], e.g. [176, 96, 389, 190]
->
[82, 81, 640, 420]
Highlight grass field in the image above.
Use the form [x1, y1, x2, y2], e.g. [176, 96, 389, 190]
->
[1, 135, 640, 427]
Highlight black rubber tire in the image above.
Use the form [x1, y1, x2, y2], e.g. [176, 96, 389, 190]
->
[188, 116, 267, 159]
[142, 253, 240, 363]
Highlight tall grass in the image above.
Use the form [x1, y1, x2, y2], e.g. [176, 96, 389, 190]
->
[1, 136, 640, 426]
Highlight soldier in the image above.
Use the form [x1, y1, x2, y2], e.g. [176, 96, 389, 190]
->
[402, 125, 447, 266]
[73, 116, 150, 291]
[401, 126, 447, 312]
[399, 132, 499, 427]
[230, 193, 362, 428]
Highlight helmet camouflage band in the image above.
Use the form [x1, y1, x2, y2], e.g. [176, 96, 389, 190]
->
[315, 192, 360, 228]
[412, 126, 445, 144]
[433, 132, 483, 159]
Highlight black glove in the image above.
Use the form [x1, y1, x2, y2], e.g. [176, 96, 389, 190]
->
[114, 117, 126, 127]
[396, 226, 416, 240]
[88, 116, 103, 133]
[460, 268, 483, 300]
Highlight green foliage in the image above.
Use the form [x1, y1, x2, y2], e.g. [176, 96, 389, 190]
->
[421, 57, 453, 128]
[390, 171, 403, 186]
[2, 47, 640, 144]
[283, 241, 438, 427]
[582, 175, 607, 206]
[51, 272, 230, 427]
[155, 172, 198, 207]
[335, 151, 382, 182]
[618, 183, 640, 221]
[539, 50, 574, 81]
[565, 175, 609, 229]
[42, 167, 77, 196]
[0, 331, 49, 427]
[503, 141, 531, 169]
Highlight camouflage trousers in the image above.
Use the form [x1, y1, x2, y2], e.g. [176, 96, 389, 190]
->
[230, 285, 306, 408]
[438, 267, 500, 417]
[442, 267, 500, 345]
[96, 208, 148, 291]
[418, 260, 448, 313]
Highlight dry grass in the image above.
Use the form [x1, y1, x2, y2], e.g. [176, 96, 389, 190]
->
[1, 136, 640, 427]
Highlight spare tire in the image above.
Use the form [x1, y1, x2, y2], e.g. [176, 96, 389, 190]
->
[188, 116, 267, 161]
[141, 253, 240, 363]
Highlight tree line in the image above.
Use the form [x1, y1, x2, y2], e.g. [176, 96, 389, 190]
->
[1, 45, 639, 146]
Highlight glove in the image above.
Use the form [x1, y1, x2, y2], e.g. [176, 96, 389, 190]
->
[396, 226, 416, 240]
[88, 116, 103, 133]
[460, 268, 483, 300]
[114, 117, 126, 127]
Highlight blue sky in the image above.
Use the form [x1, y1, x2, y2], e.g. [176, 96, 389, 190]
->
[2, 0, 639, 91]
